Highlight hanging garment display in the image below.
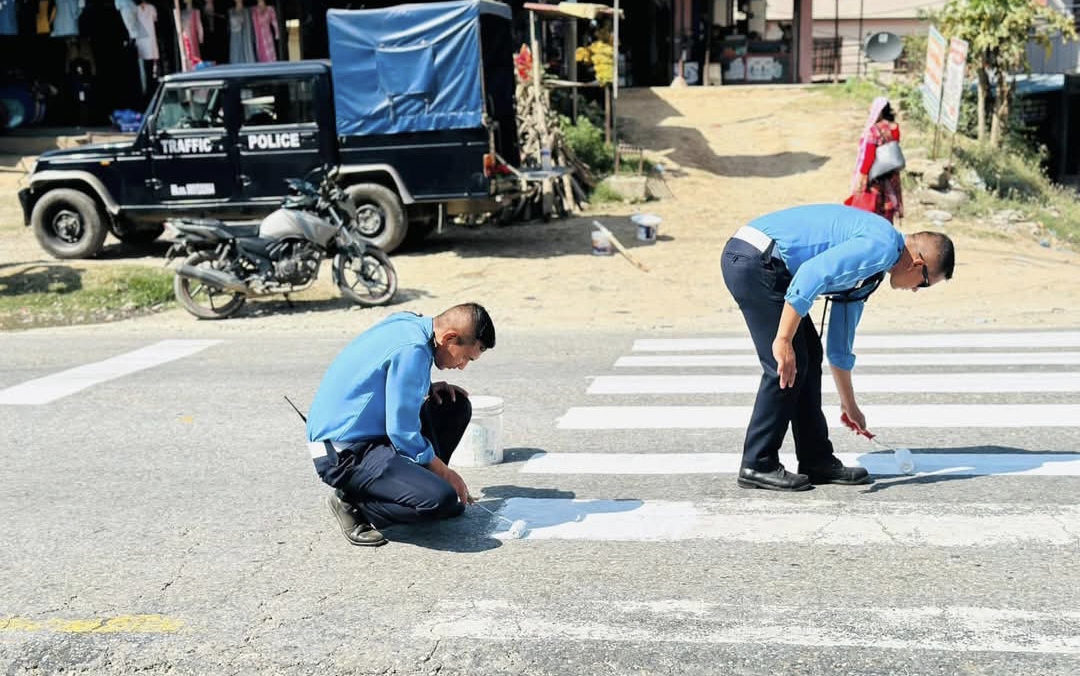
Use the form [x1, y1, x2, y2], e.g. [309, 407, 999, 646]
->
[0, 0, 18, 35]
[36, 0, 55, 33]
[134, 0, 157, 60]
[200, 0, 227, 64]
[251, 0, 276, 62]
[50, 0, 81, 35]
[180, 1, 202, 66]
[113, 0, 141, 39]
[227, 0, 254, 63]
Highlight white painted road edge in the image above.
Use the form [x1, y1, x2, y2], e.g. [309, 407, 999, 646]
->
[557, 404, 1080, 429]
[486, 498, 1080, 546]
[632, 331, 1080, 352]
[587, 372, 1080, 394]
[416, 599, 1080, 654]
[520, 452, 1080, 477]
[0, 340, 223, 405]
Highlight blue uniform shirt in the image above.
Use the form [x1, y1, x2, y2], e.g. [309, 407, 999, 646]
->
[747, 204, 905, 370]
[306, 312, 437, 464]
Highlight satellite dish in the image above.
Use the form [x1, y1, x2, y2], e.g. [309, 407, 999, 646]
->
[864, 32, 904, 63]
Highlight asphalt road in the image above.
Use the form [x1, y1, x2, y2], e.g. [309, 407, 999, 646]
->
[1, 326, 1079, 675]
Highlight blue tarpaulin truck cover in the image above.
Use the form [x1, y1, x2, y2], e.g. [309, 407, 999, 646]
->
[327, 0, 512, 136]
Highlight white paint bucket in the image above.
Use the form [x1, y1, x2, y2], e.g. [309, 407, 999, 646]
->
[591, 230, 614, 255]
[632, 213, 661, 244]
[451, 395, 504, 467]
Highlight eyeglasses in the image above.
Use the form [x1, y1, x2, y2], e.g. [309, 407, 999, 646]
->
[917, 252, 930, 288]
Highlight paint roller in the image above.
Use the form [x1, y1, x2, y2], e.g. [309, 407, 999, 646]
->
[473, 502, 528, 539]
[842, 413, 916, 475]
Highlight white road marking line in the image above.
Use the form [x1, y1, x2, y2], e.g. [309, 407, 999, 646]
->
[417, 600, 1080, 654]
[615, 351, 1080, 368]
[587, 372, 1080, 394]
[633, 331, 1080, 352]
[557, 404, 1080, 429]
[486, 498, 1080, 546]
[0, 340, 223, 405]
[520, 452, 1080, 476]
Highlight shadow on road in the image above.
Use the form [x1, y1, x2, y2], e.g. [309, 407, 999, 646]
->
[399, 213, 666, 261]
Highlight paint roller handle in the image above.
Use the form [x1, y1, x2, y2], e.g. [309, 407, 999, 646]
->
[841, 412, 874, 439]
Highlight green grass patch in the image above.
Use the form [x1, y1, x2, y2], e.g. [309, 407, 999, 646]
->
[818, 78, 889, 108]
[588, 181, 626, 204]
[0, 264, 175, 330]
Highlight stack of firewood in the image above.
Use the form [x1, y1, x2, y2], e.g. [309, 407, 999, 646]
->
[514, 76, 594, 215]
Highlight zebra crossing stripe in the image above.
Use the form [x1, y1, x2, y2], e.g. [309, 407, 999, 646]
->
[487, 497, 1080, 546]
[520, 452, 1080, 476]
[587, 372, 1080, 394]
[557, 404, 1080, 429]
[615, 351, 1080, 368]
[0, 340, 223, 405]
[633, 331, 1080, 352]
[417, 600, 1080, 654]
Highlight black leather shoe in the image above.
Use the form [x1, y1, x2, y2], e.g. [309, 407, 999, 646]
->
[799, 457, 872, 485]
[325, 495, 388, 547]
[737, 465, 813, 491]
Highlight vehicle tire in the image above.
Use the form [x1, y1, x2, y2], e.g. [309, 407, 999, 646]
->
[334, 248, 398, 307]
[344, 183, 407, 253]
[30, 188, 108, 259]
[173, 250, 247, 319]
[116, 224, 165, 247]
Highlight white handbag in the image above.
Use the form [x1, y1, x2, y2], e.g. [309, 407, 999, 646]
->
[869, 141, 905, 181]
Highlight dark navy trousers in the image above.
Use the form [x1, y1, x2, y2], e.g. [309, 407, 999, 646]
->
[321, 394, 472, 529]
[720, 238, 835, 472]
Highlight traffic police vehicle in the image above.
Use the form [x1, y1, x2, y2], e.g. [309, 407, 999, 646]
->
[18, 0, 520, 259]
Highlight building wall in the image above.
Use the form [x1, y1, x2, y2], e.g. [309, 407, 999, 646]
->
[1028, 35, 1080, 75]
[767, 17, 922, 80]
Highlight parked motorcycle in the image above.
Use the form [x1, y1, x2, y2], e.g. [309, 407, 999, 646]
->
[164, 171, 397, 319]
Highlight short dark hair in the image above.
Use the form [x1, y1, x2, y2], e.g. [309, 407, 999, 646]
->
[881, 103, 895, 122]
[914, 231, 955, 280]
[468, 302, 495, 349]
[442, 302, 495, 349]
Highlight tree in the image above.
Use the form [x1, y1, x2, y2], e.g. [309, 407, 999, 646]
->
[937, 0, 1077, 147]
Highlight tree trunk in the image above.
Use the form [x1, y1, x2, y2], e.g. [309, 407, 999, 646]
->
[990, 70, 1010, 148]
[976, 66, 990, 143]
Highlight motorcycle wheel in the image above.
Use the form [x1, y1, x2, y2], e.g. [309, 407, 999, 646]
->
[174, 250, 247, 319]
[334, 248, 398, 307]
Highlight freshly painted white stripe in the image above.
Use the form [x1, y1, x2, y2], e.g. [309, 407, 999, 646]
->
[487, 497, 1080, 545]
[0, 340, 223, 405]
[615, 351, 1080, 368]
[557, 404, 1080, 429]
[587, 372, 1080, 394]
[633, 331, 1080, 352]
[417, 600, 1080, 654]
[520, 452, 1080, 476]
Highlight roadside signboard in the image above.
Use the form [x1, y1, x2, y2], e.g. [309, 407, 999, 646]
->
[922, 25, 947, 122]
[939, 37, 970, 133]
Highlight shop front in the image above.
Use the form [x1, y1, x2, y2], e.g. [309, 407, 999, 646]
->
[621, 0, 813, 86]
[0, 0, 290, 129]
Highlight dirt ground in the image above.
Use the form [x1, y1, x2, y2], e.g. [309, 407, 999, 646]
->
[1, 85, 1077, 337]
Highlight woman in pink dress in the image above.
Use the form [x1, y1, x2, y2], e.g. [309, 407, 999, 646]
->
[251, 0, 278, 63]
[844, 96, 904, 224]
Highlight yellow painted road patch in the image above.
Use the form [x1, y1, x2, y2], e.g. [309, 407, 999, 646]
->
[0, 615, 183, 633]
